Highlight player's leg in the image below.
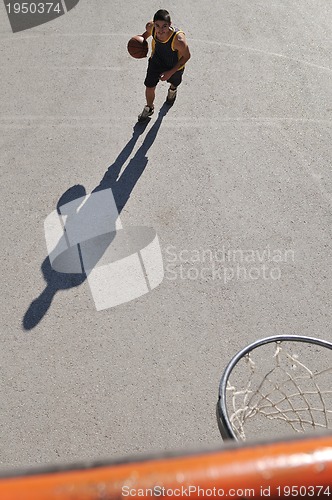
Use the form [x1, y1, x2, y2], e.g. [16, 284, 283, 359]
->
[138, 86, 155, 122]
[138, 61, 159, 122]
[146, 86, 156, 109]
[166, 85, 177, 104]
[166, 69, 184, 105]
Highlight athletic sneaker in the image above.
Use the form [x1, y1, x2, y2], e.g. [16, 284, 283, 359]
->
[138, 105, 154, 122]
[166, 87, 177, 104]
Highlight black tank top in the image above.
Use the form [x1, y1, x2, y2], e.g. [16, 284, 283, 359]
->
[151, 27, 185, 70]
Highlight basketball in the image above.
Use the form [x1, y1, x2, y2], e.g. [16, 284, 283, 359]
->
[127, 35, 148, 59]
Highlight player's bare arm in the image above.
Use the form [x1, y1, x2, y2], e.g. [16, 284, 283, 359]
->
[141, 21, 153, 40]
[160, 33, 191, 81]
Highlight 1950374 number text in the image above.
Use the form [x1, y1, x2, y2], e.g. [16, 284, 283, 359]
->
[5, 3, 61, 14]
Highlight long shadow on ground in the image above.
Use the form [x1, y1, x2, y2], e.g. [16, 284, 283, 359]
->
[23, 104, 170, 330]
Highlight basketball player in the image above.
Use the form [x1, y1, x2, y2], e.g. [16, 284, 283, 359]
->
[138, 9, 191, 122]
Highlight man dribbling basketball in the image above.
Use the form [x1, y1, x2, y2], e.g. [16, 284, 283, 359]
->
[138, 9, 191, 122]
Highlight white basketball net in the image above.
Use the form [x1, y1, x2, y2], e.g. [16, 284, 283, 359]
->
[226, 341, 332, 440]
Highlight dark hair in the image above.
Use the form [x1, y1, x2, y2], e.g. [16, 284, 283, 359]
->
[153, 9, 171, 23]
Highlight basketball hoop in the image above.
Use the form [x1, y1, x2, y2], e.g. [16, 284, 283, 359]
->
[217, 335, 332, 440]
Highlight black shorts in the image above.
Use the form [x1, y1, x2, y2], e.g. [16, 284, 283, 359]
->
[144, 58, 184, 88]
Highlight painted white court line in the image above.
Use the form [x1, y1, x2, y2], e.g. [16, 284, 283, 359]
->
[193, 38, 332, 75]
[2, 31, 331, 74]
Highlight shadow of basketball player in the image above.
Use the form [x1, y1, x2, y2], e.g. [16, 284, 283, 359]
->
[93, 104, 170, 208]
[22, 185, 87, 330]
[23, 104, 170, 330]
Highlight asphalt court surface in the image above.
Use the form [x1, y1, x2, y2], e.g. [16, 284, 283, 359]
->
[1, 0, 332, 469]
